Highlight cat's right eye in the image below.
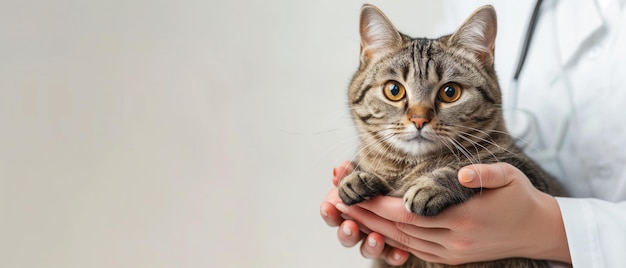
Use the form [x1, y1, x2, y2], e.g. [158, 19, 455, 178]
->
[383, 81, 406, 101]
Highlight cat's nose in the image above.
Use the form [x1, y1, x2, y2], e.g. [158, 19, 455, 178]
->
[410, 116, 429, 129]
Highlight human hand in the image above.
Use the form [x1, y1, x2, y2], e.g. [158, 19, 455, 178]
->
[334, 162, 571, 265]
[319, 161, 410, 265]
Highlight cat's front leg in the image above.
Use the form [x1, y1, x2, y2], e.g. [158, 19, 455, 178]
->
[403, 166, 478, 216]
[337, 169, 391, 205]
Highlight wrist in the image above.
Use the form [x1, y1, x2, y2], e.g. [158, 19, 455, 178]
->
[523, 192, 572, 264]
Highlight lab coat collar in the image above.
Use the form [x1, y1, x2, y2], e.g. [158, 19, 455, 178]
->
[554, 0, 604, 66]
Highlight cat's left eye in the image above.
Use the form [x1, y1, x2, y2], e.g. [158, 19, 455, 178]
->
[438, 83, 462, 103]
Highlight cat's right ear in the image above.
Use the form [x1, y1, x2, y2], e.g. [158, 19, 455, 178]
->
[359, 4, 402, 65]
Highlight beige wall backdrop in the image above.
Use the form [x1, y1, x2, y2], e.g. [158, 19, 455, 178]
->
[0, 1, 442, 267]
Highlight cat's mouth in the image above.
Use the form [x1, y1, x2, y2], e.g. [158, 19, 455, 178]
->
[391, 131, 439, 156]
[405, 133, 434, 143]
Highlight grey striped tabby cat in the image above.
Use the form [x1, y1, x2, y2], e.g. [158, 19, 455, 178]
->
[338, 4, 566, 268]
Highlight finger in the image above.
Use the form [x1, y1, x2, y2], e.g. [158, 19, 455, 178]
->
[379, 238, 450, 265]
[332, 160, 355, 186]
[338, 202, 444, 253]
[383, 247, 411, 266]
[321, 186, 344, 226]
[360, 232, 385, 259]
[458, 162, 519, 189]
[358, 233, 411, 266]
[395, 222, 449, 246]
[320, 201, 343, 227]
[323, 186, 342, 205]
[406, 248, 449, 264]
[337, 220, 362, 248]
[339, 212, 374, 235]
[381, 233, 444, 259]
[354, 196, 441, 228]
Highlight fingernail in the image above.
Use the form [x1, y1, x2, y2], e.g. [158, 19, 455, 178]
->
[368, 237, 377, 247]
[333, 168, 337, 177]
[340, 213, 353, 221]
[336, 203, 349, 213]
[320, 207, 328, 217]
[342, 225, 352, 236]
[460, 168, 476, 183]
[393, 252, 401, 260]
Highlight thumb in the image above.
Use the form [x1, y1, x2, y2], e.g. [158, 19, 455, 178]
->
[458, 162, 519, 189]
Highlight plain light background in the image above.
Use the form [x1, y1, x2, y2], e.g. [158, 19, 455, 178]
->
[0, 1, 444, 267]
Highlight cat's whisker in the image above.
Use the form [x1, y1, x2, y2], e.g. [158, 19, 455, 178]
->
[358, 135, 385, 166]
[447, 136, 487, 195]
[447, 137, 479, 167]
[456, 129, 520, 159]
[351, 132, 396, 175]
[434, 125, 479, 164]
[439, 137, 462, 162]
[313, 131, 380, 168]
[456, 132, 500, 163]
[321, 128, 392, 171]
[455, 124, 534, 151]
[446, 123, 513, 153]
[371, 134, 396, 177]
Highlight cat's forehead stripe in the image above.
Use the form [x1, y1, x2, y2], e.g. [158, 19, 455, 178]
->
[401, 62, 410, 82]
[410, 38, 437, 83]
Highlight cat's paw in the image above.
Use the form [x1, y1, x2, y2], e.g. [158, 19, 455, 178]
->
[338, 171, 389, 205]
[403, 180, 457, 216]
[337, 172, 369, 205]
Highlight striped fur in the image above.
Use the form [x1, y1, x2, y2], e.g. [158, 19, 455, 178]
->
[338, 4, 566, 268]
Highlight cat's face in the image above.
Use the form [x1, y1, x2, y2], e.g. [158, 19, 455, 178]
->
[349, 5, 504, 157]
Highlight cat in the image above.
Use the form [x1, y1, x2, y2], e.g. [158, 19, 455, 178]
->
[337, 4, 567, 268]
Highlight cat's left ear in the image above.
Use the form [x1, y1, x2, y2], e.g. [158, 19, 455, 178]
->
[449, 5, 497, 66]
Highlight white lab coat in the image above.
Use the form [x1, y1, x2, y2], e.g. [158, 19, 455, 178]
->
[440, 0, 626, 267]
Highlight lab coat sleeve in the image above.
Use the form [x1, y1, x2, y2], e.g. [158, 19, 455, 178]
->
[556, 197, 626, 267]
